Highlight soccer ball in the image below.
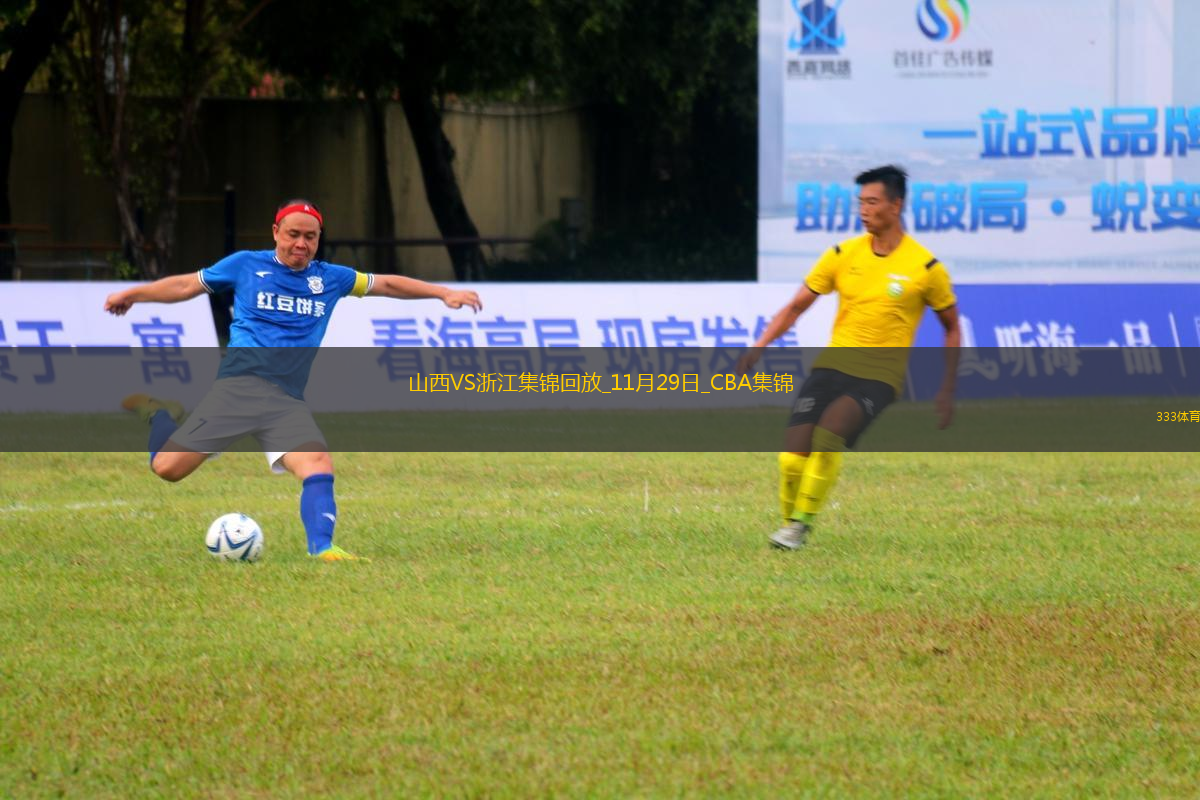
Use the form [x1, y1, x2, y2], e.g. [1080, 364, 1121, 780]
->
[205, 513, 263, 562]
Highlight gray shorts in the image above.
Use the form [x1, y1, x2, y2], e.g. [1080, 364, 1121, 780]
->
[169, 375, 327, 473]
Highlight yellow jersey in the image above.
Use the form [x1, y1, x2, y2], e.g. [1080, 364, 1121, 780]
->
[806, 232, 956, 392]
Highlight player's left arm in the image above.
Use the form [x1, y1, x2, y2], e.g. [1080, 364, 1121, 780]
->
[934, 305, 961, 429]
[365, 274, 482, 312]
[924, 260, 960, 429]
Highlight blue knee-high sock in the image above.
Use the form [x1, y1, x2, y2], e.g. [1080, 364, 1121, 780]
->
[148, 410, 178, 465]
[300, 474, 337, 555]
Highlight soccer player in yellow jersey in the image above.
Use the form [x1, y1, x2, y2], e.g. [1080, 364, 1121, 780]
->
[738, 165, 961, 549]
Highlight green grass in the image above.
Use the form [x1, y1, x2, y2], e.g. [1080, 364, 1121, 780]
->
[2, 451, 1198, 797]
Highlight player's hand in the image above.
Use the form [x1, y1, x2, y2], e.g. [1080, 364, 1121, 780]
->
[935, 387, 955, 429]
[443, 290, 482, 313]
[104, 291, 134, 316]
[735, 347, 763, 376]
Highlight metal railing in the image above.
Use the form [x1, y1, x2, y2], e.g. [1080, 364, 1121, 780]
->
[0, 225, 122, 280]
[321, 236, 534, 280]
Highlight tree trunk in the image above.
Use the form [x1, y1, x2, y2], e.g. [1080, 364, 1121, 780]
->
[367, 96, 397, 273]
[399, 86, 483, 281]
[146, 92, 203, 279]
[0, 110, 16, 280]
[112, 165, 152, 277]
[68, 0, 274, 280]
[141, 0, 205, 279]
[0, 0, 73, 279]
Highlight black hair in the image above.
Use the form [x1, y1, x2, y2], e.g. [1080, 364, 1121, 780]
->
[854, 165, 908, 202]
[277, 197, 321, 213]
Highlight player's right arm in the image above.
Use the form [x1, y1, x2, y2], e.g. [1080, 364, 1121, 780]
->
[736, 284, 820, 374]
[104, 273, 205, 316]
[736, 242, 842, 373]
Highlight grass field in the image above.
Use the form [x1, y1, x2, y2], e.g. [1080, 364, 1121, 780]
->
[2, 450, 1198, 797]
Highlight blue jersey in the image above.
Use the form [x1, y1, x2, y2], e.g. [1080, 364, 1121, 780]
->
[198, 250, 373, 399]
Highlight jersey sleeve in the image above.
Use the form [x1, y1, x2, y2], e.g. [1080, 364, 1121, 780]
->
[923, 261, 957, 311]
[198, 253, 244, 294]
[803, 245, 842, 294]
[350, 271, 373, 298]
[326, 263, 373, 298]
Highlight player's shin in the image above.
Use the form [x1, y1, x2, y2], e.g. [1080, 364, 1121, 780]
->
[794, 427, 845, 521]
[778, 451, 809, 522]
[300, 473, 337, 555]
[148, 410, 178, 463]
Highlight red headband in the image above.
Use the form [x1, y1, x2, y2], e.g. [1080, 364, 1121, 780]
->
[274, 203, 324, 227]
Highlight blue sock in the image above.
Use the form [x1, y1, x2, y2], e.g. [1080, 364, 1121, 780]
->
[300, 474, 337, 555]
[148, 409, 178, 465]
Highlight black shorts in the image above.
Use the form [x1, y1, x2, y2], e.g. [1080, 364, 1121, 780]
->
[786, 368, 897, 448]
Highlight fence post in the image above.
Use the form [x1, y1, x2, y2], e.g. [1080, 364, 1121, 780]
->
[223, 184, 236, 255]
[208, 184, 237, 346]
[561, 197, 585, 261]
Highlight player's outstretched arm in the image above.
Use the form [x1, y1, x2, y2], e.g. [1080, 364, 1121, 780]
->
[104, 273, 205, 316]
[368, 274, 482, 312]
[935, 305, 961, 429]
[736, 285, 820, 374]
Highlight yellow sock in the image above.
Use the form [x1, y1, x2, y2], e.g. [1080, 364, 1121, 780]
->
[778, 452, 809, 522]
[796, 428, 845, 519]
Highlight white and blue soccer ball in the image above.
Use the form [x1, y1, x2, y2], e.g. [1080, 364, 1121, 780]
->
[205, 513, 263, 562]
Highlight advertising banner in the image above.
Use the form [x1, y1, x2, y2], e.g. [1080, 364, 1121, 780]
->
[759, 0, 1200, 284]
[1, 283, 1194, 416]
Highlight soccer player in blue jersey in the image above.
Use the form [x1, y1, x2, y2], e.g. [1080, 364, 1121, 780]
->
[104, 199, 482, 561]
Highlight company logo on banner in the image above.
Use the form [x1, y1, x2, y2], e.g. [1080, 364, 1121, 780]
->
[786, 0, 850, 80]
[790, 0, 844, 53]
[897, 0, 990, 78]
[917, 0, 970, 42]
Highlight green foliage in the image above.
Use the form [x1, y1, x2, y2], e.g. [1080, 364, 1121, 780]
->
[51, 1, 271, 275]
[2, 450, 1199, 795]
[67, 95, 180, 215]
[544, 0, 757, 143]
[250, 0, 553, 99]
[60, 1, 263, 99]
[58, 1, 265, 198]
[105, 250, 136, 280]
[534, 0, 757, 268]
[526, 216, 570, 263]
[0, 1, 36, 55]
[250, 0, 757, 280]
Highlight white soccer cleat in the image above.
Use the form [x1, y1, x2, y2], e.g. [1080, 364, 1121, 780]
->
[769, 520, 810, 550]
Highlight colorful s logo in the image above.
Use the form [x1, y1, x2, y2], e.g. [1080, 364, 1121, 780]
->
[917, 0, 970, 42]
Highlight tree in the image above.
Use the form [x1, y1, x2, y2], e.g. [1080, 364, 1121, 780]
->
[251, 0, 555, 281]
[60, 0, 272, 278]
[543, 0, 757, 241]
[253, 0, 756, 281]
[246, 1, 405, 272]
[0, 0, 72, 279]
